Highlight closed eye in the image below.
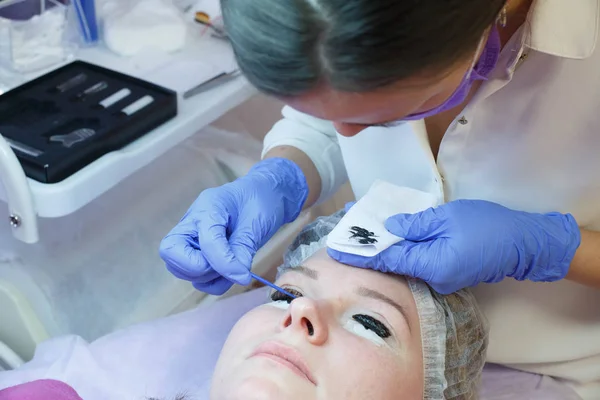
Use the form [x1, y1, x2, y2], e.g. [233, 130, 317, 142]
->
[352, 314, 391, 338]
[270, 289, 303, 304]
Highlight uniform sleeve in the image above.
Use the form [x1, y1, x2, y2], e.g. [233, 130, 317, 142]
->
[261, 106, 348, 204]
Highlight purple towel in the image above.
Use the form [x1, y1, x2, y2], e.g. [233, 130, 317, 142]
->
[481, 364, 582, 399]
[0, 379, 82, 400]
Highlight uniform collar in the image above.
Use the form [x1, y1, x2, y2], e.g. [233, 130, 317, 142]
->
[526, 0, 599, 59]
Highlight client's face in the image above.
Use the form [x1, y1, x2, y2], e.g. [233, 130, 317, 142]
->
[210, 249, 423, 399]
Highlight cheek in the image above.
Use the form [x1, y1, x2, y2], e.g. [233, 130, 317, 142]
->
[324, 332, 422, 399]
[332, 335, 401, 381]
[210, 306, 294, 398]
[214, 308, 280, 369]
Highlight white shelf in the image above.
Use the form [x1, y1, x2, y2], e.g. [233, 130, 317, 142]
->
[0, 34, 257, 219]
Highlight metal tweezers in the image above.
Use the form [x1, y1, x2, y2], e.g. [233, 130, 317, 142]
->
[182, 69, 241, 99]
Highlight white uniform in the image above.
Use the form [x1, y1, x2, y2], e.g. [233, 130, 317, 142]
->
[262, 1, 600, 398]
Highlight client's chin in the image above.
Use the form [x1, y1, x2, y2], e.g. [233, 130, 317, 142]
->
[210, 357, 314, 399]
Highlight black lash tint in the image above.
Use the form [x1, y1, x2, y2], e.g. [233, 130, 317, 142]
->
[271, 288, 302, 303]
[353, 314, 391, 338]
[349, 226, 378, 244]
[270, 291, 391, 339]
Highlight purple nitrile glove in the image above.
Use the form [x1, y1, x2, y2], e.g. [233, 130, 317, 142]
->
[329, 200, 581, 294]
[160, 158, 308, 295]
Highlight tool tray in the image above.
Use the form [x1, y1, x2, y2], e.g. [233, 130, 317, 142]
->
[0, 60, 178, 183]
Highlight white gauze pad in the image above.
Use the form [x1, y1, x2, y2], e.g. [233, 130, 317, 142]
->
[326, 180, 439, 257]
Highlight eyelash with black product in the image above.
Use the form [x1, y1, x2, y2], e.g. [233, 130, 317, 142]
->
[353, 314, 391, 338]
[270, 290, 391, 340]
[270, 288, 303, 303]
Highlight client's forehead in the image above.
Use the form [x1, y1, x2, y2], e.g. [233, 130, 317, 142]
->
[280, 248, 409, 295]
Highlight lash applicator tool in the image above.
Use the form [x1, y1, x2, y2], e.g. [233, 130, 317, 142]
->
[249, 272, 297, 299]
[209, 158, 295, 300]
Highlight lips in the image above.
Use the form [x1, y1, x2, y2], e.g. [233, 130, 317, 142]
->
[250, 341, 316, 385]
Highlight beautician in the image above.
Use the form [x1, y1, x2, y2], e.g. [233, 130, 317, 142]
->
[159, 0, 600, 397]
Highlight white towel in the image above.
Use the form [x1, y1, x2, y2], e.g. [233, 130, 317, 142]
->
[326, 180, 439, 257]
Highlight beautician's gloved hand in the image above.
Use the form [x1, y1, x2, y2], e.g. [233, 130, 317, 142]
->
[329, 200, 581, 294]
[159, 158, 308, 295]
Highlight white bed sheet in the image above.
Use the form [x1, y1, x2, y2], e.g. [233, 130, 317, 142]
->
[0, 288, 267, 399]
[0, 287, 582, 399]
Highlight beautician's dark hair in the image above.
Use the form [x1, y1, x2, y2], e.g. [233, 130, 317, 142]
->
[221, 0, 507, 96]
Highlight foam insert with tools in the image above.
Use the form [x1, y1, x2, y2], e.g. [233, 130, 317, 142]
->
[0, 60, 177, 183]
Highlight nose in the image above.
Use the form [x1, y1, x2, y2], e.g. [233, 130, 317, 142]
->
[280, 297, 328, 345]
[333, 122, 368, 137]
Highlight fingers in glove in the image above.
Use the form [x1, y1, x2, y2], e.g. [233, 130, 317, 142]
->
[344, 201, 356, 213]
[192, 277, 234, 296]
[327, 241, 423, 277]
[385, 207, 447, 241]
[197, 211, 252, 285]
[160, 221, 213, 280]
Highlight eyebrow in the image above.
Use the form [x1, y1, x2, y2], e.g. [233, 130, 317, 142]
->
[283, 266, 412, 332]
[284, 265, 319, 280]
[355, 287, 412, 333]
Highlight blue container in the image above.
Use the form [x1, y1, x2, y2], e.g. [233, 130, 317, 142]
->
[72, 0, 98, 43]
